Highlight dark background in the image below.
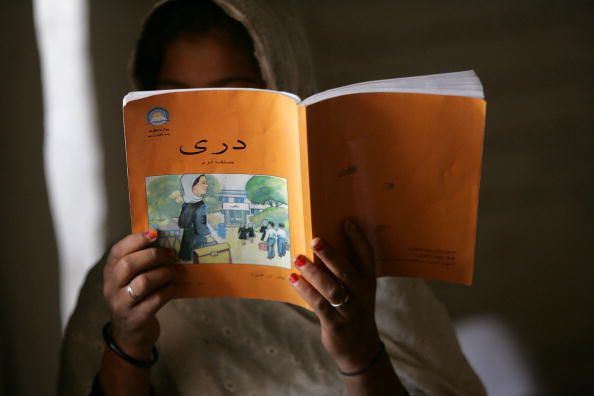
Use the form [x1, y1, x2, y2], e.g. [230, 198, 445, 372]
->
[2, 1, 592, 394]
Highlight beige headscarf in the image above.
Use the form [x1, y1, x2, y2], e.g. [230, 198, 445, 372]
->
[59, 1, 485, 395]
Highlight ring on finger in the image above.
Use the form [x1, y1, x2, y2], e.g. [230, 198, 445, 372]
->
[127, 283, 141, 301]
[330, 282, 350, 309]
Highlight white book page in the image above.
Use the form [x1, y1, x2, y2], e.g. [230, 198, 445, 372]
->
[302, 70, 484, 107]
[123, 71, 483, 107]
[123, 87, 301, 106]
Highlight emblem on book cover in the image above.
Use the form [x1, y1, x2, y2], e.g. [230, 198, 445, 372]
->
[147, 107, 169, 125]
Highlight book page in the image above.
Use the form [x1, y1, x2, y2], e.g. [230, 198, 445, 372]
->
[302, 70, 484, 106]
[124, 89, 308, 306]
[305, 93, 486, 284]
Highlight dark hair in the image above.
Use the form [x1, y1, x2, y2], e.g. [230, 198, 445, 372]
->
[192, 174, 206, 187]
[279, 223, 285, 228]
[131, 0, 256, 90]
[269, 221, 275, 227]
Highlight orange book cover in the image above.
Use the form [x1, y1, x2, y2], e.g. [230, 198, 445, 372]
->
[123, 71, 486, 309]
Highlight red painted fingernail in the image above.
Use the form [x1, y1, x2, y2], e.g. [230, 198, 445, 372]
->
[166, 248, 177, 258]
[144, 229, 158, 241]
[289, 273, 299, 283]
[295, 255, 307, 268]
[312, 238, 325, 251]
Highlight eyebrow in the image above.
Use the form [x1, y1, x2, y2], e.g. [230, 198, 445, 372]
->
[155, 77, 263, 89]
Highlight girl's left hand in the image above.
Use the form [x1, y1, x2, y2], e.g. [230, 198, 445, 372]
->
[289, 219, 382, 373]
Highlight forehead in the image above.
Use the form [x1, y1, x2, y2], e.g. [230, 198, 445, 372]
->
[157, 30, 263, 89]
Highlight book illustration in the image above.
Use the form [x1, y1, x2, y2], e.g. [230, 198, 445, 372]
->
[145, 173, 291, 269]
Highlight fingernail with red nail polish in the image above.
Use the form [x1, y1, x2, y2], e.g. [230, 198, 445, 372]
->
[312, 238, 325, 251]
[144, 229, 158, 241]
[166, 248, 177, 258]
[289, 273, 299, 283]
[295, 255, 307, 268]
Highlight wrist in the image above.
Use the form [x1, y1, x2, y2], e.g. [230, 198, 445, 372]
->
[338, 341, 387, 377]
[332, 333, 383, 373]
[108, 323, 155, 362]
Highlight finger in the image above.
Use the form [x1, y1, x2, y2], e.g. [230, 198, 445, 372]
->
[288, 273, 339, 323]
[342, 220, 375, 276]
[294, 255, 349, 307]
[310, 237, 359, 287]
[125, 264, 179, 305]
[113, 247, 176, 288]
[133, 282, 178, 319]
[106, 229, 159, 273]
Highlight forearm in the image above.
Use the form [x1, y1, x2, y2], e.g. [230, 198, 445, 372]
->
[98, 347, 152, 395]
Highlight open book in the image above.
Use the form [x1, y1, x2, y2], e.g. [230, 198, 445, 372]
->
[123, 70, 486, 308]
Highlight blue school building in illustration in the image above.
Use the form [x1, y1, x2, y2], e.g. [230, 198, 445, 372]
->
[218, 189, 270, 225]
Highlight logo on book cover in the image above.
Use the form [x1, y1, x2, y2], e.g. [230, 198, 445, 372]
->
[147, 107, 169, 125]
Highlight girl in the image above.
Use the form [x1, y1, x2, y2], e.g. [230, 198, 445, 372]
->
[60, 2, 485, 395]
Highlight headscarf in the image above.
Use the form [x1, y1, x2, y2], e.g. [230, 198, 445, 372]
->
[59, 1, 485, 395]
[212, 0, 316, 99]
[181, 174, 206, 203]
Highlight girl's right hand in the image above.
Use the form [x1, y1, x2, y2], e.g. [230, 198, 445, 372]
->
[103, 229, 180, 360]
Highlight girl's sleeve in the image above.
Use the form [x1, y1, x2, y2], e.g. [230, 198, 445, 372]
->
[58, 257, 110, 395]
[374, 277, 486, 395]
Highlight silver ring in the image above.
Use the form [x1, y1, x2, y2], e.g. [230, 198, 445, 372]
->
[330, 283, 350, 309]
[330, 293, 349, 309]
[127, 284, 140, 301]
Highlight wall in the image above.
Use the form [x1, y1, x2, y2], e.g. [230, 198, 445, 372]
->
[0, 1, 61, 395]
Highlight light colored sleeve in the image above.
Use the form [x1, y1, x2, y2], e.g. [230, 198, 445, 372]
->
[58, 258, 109, 395]
[375, 277, 486, 395]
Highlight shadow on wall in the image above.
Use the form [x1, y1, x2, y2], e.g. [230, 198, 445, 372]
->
[89, 0, 150, 245]
[0, 1, 61, 395]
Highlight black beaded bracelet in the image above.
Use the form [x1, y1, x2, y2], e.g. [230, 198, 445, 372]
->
[102, 322, 159, 368]
[338, 341, 386, 376]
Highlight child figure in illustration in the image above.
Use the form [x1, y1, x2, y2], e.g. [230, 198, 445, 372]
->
[178, 174, 215, 261]
[276, 223, 288, 257]
[247, 222, 256, 243]
[259, 220, 268, 241]
[238, 223, 248, 246]
[264, 221, 277, 259]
